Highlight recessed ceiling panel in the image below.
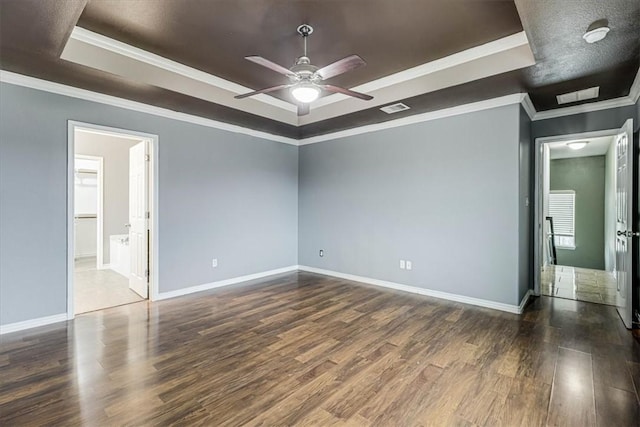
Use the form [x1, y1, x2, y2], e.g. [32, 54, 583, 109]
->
[77, 0, 525, 98]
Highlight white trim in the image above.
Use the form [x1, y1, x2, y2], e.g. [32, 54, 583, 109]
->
[74, 154, 104, 269]
[299, 94, 526, 145]
[1, 71, 298, 146]
[521, 94, 537, 120]
[155, 265, 299, 300]
[312, 32, 531, 110]
[64, 27, 533, 126]
[68, 27, 297, 113]
[298, 266, 526, 314]
[0, 314, 67, 335]
[68, 121, 160, 319]
[518, 289, 533, 313]
[533, 128, 619, 296]
[98, 263, 111, 270]
[3, 68, 638, 148]
[629, 67, 640, 104]
[533, 96, 635, 121]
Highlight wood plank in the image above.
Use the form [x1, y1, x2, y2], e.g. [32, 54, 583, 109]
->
[0, 272, 638, 425]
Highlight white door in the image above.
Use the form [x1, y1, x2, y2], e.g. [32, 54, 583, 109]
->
[615, 119, 634, 328]
[129, 141, 149, 299]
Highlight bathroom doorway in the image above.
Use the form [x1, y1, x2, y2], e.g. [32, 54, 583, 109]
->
[68, 122, 157, 316]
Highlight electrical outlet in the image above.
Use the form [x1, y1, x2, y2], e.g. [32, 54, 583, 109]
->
[406, 261, 412, 270]
[212, 258, 218, 268]
[400, 260, 406, 269]
[319, 249, 324, 257]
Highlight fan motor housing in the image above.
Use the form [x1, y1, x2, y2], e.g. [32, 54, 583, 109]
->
[290, 56, 319, 80]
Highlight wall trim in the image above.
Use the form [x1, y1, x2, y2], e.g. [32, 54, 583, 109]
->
[0, 70, 298, 146]
[0, 313, 67, 335]
[629, 67, 640, 104]
[311, 32, 532, 110]
[298, 266, 526, 314]
[519, 289, 534, 313]
[66, 27, 297, 114]
[521, 94, 537, 120]
[532, 96, 635, 121]
[2, 67, 638, 147]
[155, 265, 299, 300]
[299, 94, 527, 145]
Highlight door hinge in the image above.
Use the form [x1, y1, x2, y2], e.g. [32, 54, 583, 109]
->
[145, 211, 150, 219]
[145, 269, 150, 278]
[145, 154, 150, 161]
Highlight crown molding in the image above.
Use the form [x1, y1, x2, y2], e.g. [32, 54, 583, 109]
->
[299, 94, 526, 145]
[531, 96, 635, 121]
[69, 27, 297, 114]
[64, 27, 535, 127]
[520, 93, 536, 120]
[2, 67, 638, 146]
[0, 70, 298, 145]
[312, 32, 531, 110]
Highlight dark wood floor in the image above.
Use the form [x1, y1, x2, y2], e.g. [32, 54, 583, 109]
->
[1, 272, 639, 426]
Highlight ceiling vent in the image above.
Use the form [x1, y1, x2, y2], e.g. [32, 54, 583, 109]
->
[380, 103, 410, 114]
[556, 86, 600, 105]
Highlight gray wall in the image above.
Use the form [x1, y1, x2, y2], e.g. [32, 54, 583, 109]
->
[550, 156, 605, 270]
[518, 106, 532, 301]
[299, 105, 524, 306]
[75, 132, 137, 264]
[604, 140, 616, 272]
[0, 83, 298, 326]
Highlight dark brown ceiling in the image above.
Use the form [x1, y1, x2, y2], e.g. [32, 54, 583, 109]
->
[0, 0, 638, 139]
[77, 0, 524, 102]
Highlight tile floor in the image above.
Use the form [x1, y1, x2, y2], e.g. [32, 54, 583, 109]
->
[74, 256, 144, 314]
[541, 265, 617, 306]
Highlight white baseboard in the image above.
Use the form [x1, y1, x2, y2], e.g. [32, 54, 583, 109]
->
[298, 265, 528, 314]
[518, 289, 534, 313]
[155, 265, 300, 301]
[97, 263, 111, 270]
[0, 313, 67, 335]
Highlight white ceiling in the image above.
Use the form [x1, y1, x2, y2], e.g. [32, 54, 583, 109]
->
[548, 135, 614, 159]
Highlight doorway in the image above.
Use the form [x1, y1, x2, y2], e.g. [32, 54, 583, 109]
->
[68, 122, 158, 317]
[534, 119, 635, 328]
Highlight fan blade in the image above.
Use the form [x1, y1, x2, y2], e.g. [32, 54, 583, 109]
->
[322, 85, 373, 101]
[234, 84, 290, 99]
[245, 56, 295, 77]
[297, 103, 310, 116]
[315, 55, 366, 80]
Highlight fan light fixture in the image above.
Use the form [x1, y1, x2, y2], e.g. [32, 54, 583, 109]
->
[567, 141, 589, 150]
[235, 24, 373, 116]
[291, 83, 320, 103]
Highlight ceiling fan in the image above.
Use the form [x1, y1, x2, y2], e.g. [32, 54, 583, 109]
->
[235, 24, 373, 116]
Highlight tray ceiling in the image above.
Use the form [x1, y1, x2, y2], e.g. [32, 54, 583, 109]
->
[0, 0, 638, 139]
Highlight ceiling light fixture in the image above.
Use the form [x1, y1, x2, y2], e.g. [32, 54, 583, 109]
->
[567, 141, 589, 150]
[291, 82, 321, 103]
[583, 20, 610, 44]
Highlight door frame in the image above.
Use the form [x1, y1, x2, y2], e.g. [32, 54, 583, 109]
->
[73, 154, 104, 268]
[533, 128, 618, 296]
[67, 121, 159, 319]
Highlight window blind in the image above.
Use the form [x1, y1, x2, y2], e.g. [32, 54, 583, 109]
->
[549, 191, 575, 247]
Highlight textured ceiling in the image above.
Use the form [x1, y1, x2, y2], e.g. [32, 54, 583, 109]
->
[0, 0, 638, 139]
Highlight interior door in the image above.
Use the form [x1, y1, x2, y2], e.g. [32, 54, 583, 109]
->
[129, 141, 149, 299]
[615, 119, 634, 328]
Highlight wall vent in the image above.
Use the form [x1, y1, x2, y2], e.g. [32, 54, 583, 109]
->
[380, 103, 410, 114]
[556, 86, 600, 105]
